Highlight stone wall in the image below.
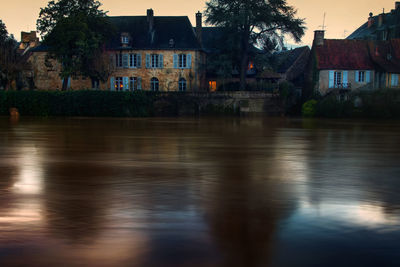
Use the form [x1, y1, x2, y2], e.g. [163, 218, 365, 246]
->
[29, 50, 205, 91]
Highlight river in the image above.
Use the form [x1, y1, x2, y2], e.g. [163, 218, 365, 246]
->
[0, 117, 399, 266]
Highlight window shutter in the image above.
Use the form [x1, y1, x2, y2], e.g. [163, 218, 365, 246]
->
[187, 54, 192, 69]
[110, 54, 115, 68]
[137, 77, 142, 90]
[329, 71, 334, 88]
[343, 71, 348, 86]
[366, 71, 371, 83]
[123, 77, 129, 91]
[173, 54, 178, 68]
[159, 54, 163, 68]
[122, 54, 129, 68]
[137, 54, 142, 68]
[110, 77, 115, 91]
[355, 71, 359, 83]
[146, 54, 150, 68]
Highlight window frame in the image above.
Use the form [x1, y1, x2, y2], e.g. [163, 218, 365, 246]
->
[151, 54, 159, 68]
[334, 71, 342, 87]
[358, 71, 365, 83]
[178, 54, 187, 68]
[121, 36, 129, 44]
[179, 78, 187, 92]
[115, 77, 123, 91]
[151, 77, 159, 91]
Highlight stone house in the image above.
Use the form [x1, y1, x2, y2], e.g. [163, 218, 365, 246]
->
[29, 9, 205, 91]
[309, 30, 400, 96]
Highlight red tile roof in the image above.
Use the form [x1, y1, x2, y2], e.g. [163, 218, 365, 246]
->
[315, 39, 374, 70]
[368, 39, 400, 73]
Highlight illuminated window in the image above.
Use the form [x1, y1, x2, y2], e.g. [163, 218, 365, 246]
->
[115, 77, 123, 91]
[248, 61, 254, 70]
[209, 81, 217, 92]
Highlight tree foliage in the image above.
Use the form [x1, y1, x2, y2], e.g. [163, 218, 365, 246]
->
[37, 0, 106, 37]
[37, 0, 114, 90]
[204, 0, 306, 90]
[0, 19, 30, 90]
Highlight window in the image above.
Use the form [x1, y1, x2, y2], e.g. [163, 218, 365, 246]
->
[130, 54, 141, 68]
[115, 77, 123, 91]
[121, 35, 129, 44]
[174, 54, 192, 69]
[358, 71, 365, 82]
[151, 54, 159, 68]
[334, 71, 342, 87]
[92, 78, 100, 89]
[209, 81, 217, 92]
[151, 77, 159, 91]
[129, 77, 142, 90]
[179, 54, 187, 68]
[116, 54, 123, 68]
[179, 78, 187, 92]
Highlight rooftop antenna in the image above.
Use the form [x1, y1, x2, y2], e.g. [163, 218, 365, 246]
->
[319, 12, 327, 31]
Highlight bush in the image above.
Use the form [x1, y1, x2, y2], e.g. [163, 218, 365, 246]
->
[302, 99, 317, 117]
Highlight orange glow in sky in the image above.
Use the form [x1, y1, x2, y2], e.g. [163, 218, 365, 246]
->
[0, 0, 397, 45]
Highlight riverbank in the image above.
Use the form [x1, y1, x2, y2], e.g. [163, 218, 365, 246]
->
[302, 89, 400, 119]
[0, 90, 283, 117]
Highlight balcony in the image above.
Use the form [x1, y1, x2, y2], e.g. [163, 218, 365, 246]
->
[333, 83, 351, 89]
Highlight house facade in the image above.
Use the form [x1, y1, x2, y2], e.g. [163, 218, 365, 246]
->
[310, 30, 400, 95]
[29, 9, 206, 92]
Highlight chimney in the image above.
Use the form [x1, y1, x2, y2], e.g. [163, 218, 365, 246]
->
[196, 11, 202, 45]
[378, 13, 384, 27]
[396, 2, 400, 9]
[313, 30, 325, 46]
[147, 9, 154, 32]
[368, 12, 374, 28]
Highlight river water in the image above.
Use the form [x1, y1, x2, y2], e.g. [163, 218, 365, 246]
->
[0, 116, 399, 267]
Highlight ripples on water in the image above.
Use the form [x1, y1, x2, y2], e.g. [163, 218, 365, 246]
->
[0, 117, 399, 267]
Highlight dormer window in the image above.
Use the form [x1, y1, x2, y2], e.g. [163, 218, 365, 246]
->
[121, 35, 129, 45]
[169, 39, 175, 48]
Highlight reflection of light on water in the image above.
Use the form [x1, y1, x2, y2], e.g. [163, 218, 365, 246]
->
[300, 201, 400, 229]
[12, 147, 43, 195]
[0, 204, 42, 224]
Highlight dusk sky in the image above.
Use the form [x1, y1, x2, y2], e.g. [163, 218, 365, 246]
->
[0, 0, 397, 46]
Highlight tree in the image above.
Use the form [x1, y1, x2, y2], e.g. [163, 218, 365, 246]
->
[0, 20, 30, 90]
[37, 0, 114, 90]
[205, 0, 305, 90]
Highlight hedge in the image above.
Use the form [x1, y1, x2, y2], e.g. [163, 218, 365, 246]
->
[0, 90, 156, 117]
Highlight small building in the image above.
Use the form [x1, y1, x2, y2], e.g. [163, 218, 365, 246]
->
[308, 30, 400, 96]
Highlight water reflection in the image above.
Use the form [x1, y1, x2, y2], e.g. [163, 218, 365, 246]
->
[0, 117, 399, 266]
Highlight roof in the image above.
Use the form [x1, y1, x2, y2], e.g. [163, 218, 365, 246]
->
[347, 9, 400, 40]
[368, 39, 400, 73]
[108, 16, 201, 50]
[273, 46, 310, 73]
[32, 15, 202, 52]
[315, 39, 375, 70]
